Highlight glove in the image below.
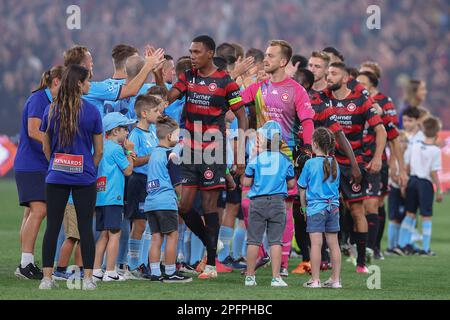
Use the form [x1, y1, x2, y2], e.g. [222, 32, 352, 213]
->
[294, 144, 312, 175]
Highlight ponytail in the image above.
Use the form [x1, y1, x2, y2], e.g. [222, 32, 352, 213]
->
[32, 65, 65, 93]
[313, 127, 338, 182]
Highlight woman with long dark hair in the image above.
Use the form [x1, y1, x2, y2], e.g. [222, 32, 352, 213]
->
[14, 65, 64, 280]
[39, 64, 103, 290]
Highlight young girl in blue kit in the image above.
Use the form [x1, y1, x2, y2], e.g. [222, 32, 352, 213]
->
[298, 127, 342, 289]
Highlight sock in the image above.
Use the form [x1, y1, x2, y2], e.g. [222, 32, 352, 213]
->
[181, 209, 208, 247]
[21, 253, 34, 268]
[139, 224, 152, 266]
[281, 205, 294, 269]
[165, 264, 176, 276]
[232, 226, 246, 260]
[218, 226, 233, 261]
[241, 233, 247, 258]
[177, 223, 186, 262]
[398, 216, 414, 248]
[387, 222, 400, 249]
[56, 266, 67, 273]
[150, 262, 161, 276]
[422, 220, 432, 252]
[128, 238, 142, 270]
[190, 233, 205, 265]
[354, 232, 368, 267]
[183, 230, 192, 264]
[366, 213, 379, 250]
[117, 217, 130, 266]
[376, 206, 386, 249]
[204, 213, 220, 266]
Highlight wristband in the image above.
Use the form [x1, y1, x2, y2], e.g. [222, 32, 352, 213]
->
[126, 150, 133, 156]
[225, 168, 230, 175]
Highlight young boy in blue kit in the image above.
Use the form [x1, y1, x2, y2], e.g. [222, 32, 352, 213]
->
[144, 115, 191, 283]
[93, 112, 137, 281]
[126, 95, 164, 278]
[298, 127, 341, 289]
[243, 121, 296, 287]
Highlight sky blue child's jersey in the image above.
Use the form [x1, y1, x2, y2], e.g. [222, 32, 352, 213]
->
[245, 150, 294, 199]
[129, 126, 158, 175]
[297, 156, 340, 216]
[104, 82, 152, 120]
[144, 146, 182, 212]
[96, 139, 130, 206]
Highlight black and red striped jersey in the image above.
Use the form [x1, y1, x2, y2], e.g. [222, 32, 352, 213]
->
[328, 89, 383, 165]
[173, 68, 244, 152]
[363, 92, 399, 162]
[297, 90, 342, 146]
[348, 77, 370, 98]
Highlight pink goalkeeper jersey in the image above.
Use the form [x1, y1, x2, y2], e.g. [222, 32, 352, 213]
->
[241, 77, 313, 157]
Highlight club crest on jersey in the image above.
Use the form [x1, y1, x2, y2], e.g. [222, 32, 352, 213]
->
[204, 169, 214, 180]
[352, 183, 362, 193]
[208, 83, 217, 92]
[347, 103, 357, 112]
[281, 93, 289, 102]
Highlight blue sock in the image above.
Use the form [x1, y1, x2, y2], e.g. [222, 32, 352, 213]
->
[183, 230, 191, 264]
[422, 220, 432, 252]
[232, 226, 246, 260]
[54, 225, 66, 264]
[165, 264, 176, 276]
[177, 223, 186, 262]
[398, 216, 414, 248]
[241, 233, 247, 258]
[117, 217, 130, 266]
[190, 233, 205, 265]
[128, 238, 142, 270]
[387, 222, 400, 250]
[218, 226, 233, 261]
[150, 262, 161, 276]
[139, 224, 152, 266]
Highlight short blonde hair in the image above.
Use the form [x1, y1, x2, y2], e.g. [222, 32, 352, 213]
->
[360, 61, 382, 79]
[268, 40, 293, 62]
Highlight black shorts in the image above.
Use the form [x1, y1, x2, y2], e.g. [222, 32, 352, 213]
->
[181, 162, 227, 191]
[95, 205, 123, 231]
[237, 205, 244, 220]
[226, 174, 242, 204]
[405, 176, 434, 217]
[339, 164, 368, 203]
[15, 171, 47, 207]
[388, 186, 405, 222]
[380, 161, 389, 196]
[366, 171, 382, 199]
[126, 173, 147, 220]
[217, 191, 226, 209]
[146, 210, 178, 234]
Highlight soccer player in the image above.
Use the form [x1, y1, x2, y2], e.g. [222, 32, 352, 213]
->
[357, 68, 407, 259]
[291, 66, 361, 274]
[93, 112, 136, 282]
[241, 40, 314, 276]
[326, 62, 386, 273]
[63, 44, 165, 117]
[162, 35, 247, 279]
[14, 66, 64, 280]
[126, 95, 164, 278]
[400, 117, 443, 256]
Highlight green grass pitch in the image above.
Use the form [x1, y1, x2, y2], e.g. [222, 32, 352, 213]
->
[0, 179, 449, 300]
